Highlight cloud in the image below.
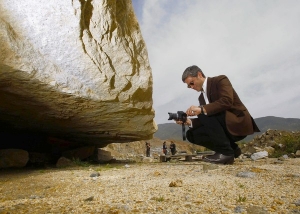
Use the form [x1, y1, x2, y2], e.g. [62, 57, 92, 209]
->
[133, 0, 300, 124]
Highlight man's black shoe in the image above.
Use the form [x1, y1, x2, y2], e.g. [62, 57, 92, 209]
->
[234, 147, 242, 158]
[203, 153, 234, 165]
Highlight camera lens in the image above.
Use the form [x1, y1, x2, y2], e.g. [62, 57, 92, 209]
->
[168, 112, 178, 120]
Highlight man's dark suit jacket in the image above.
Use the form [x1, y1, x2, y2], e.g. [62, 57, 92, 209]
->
[191, 75, 260, 136]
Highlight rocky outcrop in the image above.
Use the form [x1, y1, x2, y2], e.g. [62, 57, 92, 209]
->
[240, 129, 300, 159]
[0, 0, 157, 146]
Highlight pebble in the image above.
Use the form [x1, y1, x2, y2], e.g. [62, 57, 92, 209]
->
[236, 171, 256, 178]
[293, 199, 300, 206]
[89, 172, 100, 177]
[234, 205, 244, 213]
[84, 196, 94, 201]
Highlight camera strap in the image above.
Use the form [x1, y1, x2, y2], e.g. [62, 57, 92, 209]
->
[182, 124, 186, 141]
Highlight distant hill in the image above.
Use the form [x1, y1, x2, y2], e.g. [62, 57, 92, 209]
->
[154, 116, 300, 142]
[154, 123, 184, 141]
[253, 116, 300, 131]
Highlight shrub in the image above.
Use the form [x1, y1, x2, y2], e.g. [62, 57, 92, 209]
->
[270, 133, 300, 158]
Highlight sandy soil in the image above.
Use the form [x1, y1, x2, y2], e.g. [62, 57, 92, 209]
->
[0, 158, 300, 214]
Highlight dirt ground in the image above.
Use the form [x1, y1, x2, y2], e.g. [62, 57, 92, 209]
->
[0, 157, 300, 214]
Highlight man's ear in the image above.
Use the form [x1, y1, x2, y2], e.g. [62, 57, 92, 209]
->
[197, 71, 203, 78]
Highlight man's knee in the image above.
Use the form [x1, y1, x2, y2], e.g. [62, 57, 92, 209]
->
[186, 128, 210, 145]
[186, 129, 194, 143]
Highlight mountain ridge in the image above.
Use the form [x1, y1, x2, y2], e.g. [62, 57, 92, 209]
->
[154, 116, 300, 142]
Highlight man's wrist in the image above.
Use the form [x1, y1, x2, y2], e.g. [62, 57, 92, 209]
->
[200, 106, 204, 114]
[188, 120, 193, 128]
[200, 105, 207, 115]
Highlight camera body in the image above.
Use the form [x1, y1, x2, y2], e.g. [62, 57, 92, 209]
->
[168, 111, 188, 141]
[168, 111, 187, 123]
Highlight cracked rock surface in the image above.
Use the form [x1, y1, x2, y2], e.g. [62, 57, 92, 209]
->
[0, 0, 157, 146]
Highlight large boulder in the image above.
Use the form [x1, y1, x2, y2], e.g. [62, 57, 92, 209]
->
[0, 0, 157, 147]
[0, 149, 29, 168]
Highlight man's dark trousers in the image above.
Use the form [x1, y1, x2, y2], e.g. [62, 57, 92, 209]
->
[186, 113, 246, 156]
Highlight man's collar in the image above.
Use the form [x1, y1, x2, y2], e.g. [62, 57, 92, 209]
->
[202, 78, 208, 93]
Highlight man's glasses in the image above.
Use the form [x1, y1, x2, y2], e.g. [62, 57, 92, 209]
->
[187, 81, 194, 88]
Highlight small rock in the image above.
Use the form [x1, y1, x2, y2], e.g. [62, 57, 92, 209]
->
[29, 195, 40, 199]
[236, 171, 256, 178]
[90, 172, 100, 177]
[251, 151, 268, 161]
[264, 146, 275, 155]
[169, 179, 183, 187]
[84, 196, 94, 201]
[234, 205, 244, 213]
[273, 160, 284, 164]
[246, 205, 268, 214]
[293, 199, 300, 206]
[295, 150, 300, 157]
[124, 164, 130, 168]
[153, 171, 161, 176]
[282, 154, 289, 159]
[266, 140, 276, 147]
[117, 204, 130, 211]
[56, 157, 76, 168]
[278, 155, 289, 161]
[254, 146, 264, 152]
[243, 152, 252, 158]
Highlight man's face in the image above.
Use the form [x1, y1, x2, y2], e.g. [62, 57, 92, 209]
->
[184, 72, 203, 92]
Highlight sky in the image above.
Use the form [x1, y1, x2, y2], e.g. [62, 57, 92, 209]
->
[132, 0, 300, 124]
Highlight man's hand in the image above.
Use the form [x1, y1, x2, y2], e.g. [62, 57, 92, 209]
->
[175, 118, 192, 126]
[186, 105, 201, 116]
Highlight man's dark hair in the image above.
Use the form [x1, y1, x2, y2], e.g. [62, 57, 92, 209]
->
[182, 65, 206, 82]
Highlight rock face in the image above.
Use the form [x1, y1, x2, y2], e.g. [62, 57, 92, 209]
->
[0, 0, 157, 146]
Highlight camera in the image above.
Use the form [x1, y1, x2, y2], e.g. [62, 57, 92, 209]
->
[168, 111, 188, 141]
[168, 111, 187, 123]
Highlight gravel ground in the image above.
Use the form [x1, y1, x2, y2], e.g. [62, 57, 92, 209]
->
[0, 158, 300, 214]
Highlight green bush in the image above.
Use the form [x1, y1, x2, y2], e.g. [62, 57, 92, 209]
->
[72, 158, 89, 167]
[270, 133, 300, 158]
